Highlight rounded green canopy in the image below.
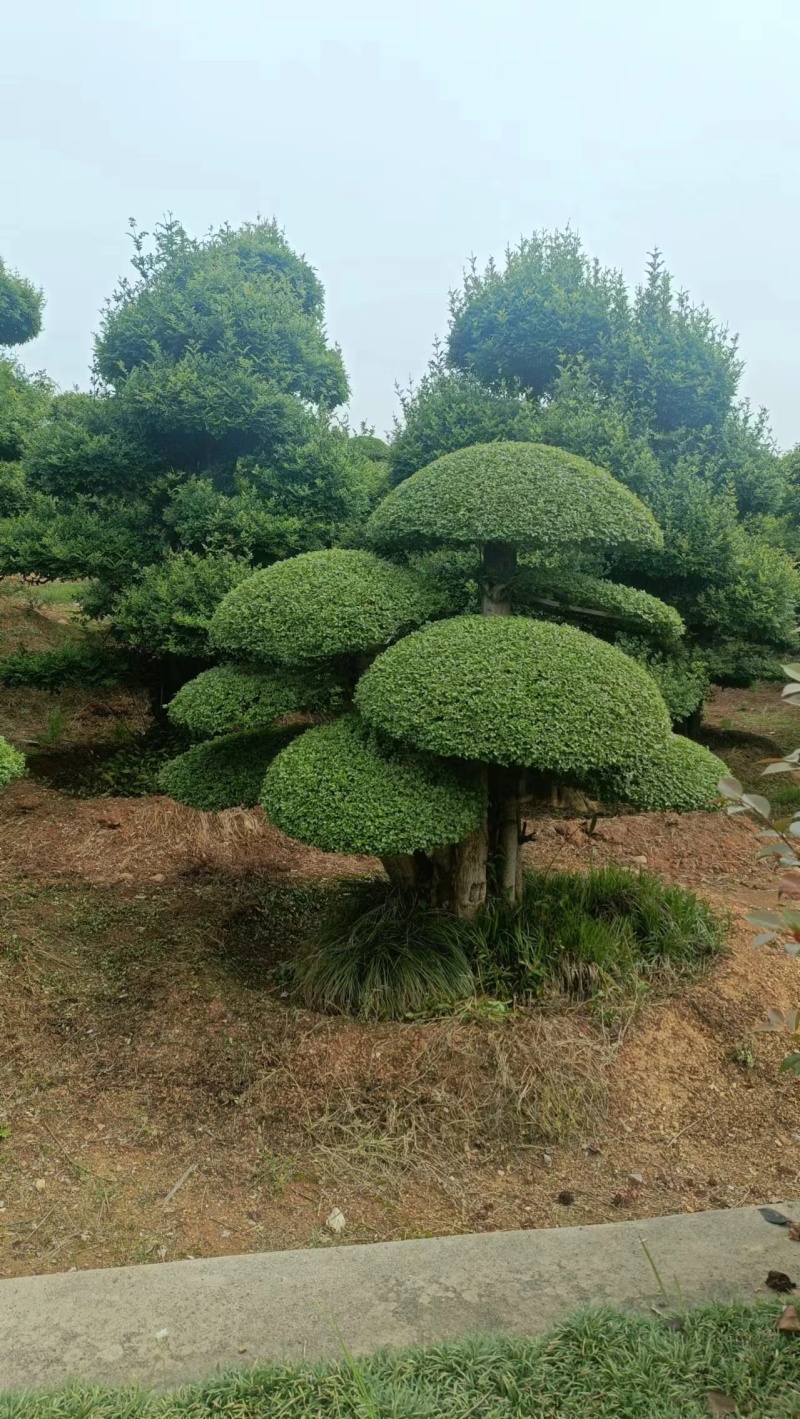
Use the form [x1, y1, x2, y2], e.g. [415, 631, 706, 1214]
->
[210, 549, 446, 665]
[589, 734, 727, 812]
[157, 727, 302, 812]
[0, 735, 25, 791]
[261, 716, 487, 857]
[365, 442, 663, 554]
[168, 663, 343, 737]
[511, 567, 684, 645]
[356, 615, 672, 775]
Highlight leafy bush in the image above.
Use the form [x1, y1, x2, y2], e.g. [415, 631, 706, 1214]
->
[356, 616, 671, 776]
[366, 442, 663, 553]
[0, 735, 25, 789]
[158, 727, 303, 812]
[615, 635, 709, 724]
[167, 662, 343, 737]
[0, 640, 134, 690]
[211, 548, 448, 664]
[294, 866, 724, 1018]
[112, 551, 252, 657]
[703, 640, 786, 687]
[262, 716, 486, 856]
[388, 361, 539, 485]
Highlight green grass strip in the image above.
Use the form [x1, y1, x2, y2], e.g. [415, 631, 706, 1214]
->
[2, 1303, 798, 1417]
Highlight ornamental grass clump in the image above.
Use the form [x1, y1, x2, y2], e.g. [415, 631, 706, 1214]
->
[159, 440, 727, 937]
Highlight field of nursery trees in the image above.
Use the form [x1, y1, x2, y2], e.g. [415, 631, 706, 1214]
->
[0, 225, 798, 1278]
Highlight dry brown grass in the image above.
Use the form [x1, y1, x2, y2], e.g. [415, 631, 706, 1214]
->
[242, 1012, 610, 1201]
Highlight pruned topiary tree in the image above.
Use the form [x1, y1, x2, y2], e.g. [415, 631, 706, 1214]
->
[159, 441, 726, 919]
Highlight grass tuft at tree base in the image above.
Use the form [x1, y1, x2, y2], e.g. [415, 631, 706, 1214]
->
[4, 1304, 798, 1418]
[293, 865, 726, 1019]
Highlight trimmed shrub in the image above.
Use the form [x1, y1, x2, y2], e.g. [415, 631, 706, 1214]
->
[590, 733, 726, 812]
[261, 716, 487, 856]
[158, 726, 302, 811]
[211, 549, 447, 665]
[366, 442, 663, 554]
[168, 662, 343, 737]
[513, 567, 684, 645]
[0, 735, 25, 789]
[356, 616, 672, 776]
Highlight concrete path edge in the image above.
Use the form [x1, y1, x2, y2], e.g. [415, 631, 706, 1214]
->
[1, 1202, 798, 1392]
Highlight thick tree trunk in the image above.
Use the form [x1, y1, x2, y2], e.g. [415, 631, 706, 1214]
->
[488, 766, 522, 904]
[381, 852, 433, 895]
[481, 540, 516, 616]
[430, 819, 488, 919]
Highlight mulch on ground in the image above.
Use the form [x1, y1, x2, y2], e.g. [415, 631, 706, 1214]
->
[1, 755, 798, 1279]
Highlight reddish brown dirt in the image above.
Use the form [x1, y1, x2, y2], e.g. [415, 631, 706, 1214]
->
[1, 775, 798, 1279]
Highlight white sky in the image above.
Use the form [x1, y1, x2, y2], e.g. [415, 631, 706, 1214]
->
[3, 0, 799, 447]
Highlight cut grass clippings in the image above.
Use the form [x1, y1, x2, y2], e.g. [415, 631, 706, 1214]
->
[2, 1304, 798, 1418]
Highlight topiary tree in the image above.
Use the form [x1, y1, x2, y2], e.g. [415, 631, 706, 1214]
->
[392, 235, 800, 701]
[159, 442, 727, 918]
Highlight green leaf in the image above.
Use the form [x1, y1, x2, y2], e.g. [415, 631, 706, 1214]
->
[779, 1052, 800, 1074]
[745, 910, 783, 930]
[741, 793, 771, 818]
[718, 775, 743, 799]
[782, 664, 800, 682]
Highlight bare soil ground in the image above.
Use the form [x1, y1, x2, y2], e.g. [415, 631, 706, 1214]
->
[0, 602, 799, 1278]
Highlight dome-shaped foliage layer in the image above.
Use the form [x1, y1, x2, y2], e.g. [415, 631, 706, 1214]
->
[365, 442, 662, 554]
[356, 616, 672, 774]
[157, 727, 302, 811]
[590, 733, 726, 812]
[261, 716, 487, 856]
[210, 549, 446, 664]
[168, 663, 342, 737]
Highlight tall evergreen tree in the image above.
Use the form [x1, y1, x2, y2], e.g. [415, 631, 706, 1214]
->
[390, 232, 799, 702]
[0, 220, 375, 677]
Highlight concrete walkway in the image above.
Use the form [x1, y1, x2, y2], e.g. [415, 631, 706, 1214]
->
[1, 1203, 798, 1393]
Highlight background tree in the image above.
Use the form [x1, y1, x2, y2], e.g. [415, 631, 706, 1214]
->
[159, 442, 726, 919]
[390, 234, 800, 704]
[0, 257, 49, 521]
[0, 220, 376, 682]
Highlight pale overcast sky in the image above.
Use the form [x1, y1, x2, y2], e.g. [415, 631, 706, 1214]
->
[3, 0, 799, 447]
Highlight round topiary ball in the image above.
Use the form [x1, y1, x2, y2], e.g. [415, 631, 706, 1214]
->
[168, 663, 343, 737]
[590, 733, 727, 812]
[157, 727, 302, 812]
[365, 442, 663, 554]
[210, 549, 447, 665]
[0, 735, 25, 790]
[356, 616, 672, 775]
[261, 716, 487, 857]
